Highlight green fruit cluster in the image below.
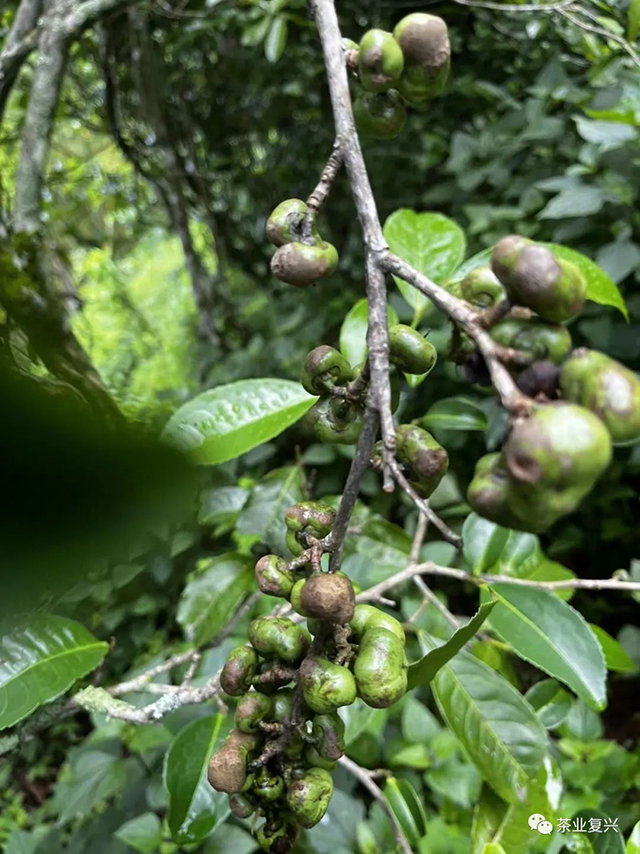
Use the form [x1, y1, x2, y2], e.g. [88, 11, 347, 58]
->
[300, 345, 364, 445]
[210, 502, 408, 852]
[351, 13, 451, 140]
[468, 402, 612, 532]
[267, 199, 338, 287]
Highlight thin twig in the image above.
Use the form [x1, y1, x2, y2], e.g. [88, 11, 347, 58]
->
[557, 7, 640, 69]
[359, 561, 640, 602]
[306, 139, 343, 213]
[339, 756, 414, 854]
[388, 457, 463, 548]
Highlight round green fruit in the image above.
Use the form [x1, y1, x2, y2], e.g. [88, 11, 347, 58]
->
[301, 345, 353, 395]
[271, 240, 338, 287]
[286, 767, 334, 828]
[358, 29, 404, 92]
[307, 396, 364, 445]
[300, 572, 355, 624]
[349, 603, 405, 644]
[559, 348, 640, 446]
[389, 324, 437, 375]
[266, 199, 313, 247]
[491, 237, 586, 323]
[354, 627, 408, 708]
[255, 554, 295, 598]
[234, 690, 272, 734]
[504, 402, 612, 528]
[248, 616, 311, 662]
[459, 266, 506, 309]
[220, 645, 259, 697]
[396, 423, 449, 498]
[207, 729, 257, 794]
[393, 13, 451, 106]
[353, 90, 407, 140]
[299, 655, 357, 713]
[490, 318, 572, 365]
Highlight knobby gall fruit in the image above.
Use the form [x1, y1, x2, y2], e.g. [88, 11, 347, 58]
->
[220, 644, 259, 696]
[207, 729, 257, 793]
[504, 402, 612, 530]
[307, 396, 364, 445]
[299, 655, 357, 713]
[396, 423, 449, 497]
[266, 199, 314, 247]
[284, 500, 336, 555]
[354, 627, 409, 708]
[248, 616, 311, 662]
[286, 767, 334, 828]
[389, 323, 437, 375]
[255, 554, 296, 598]
[301, 345, 353, 395]
[299, 571, 356, 624]
[235, 690, 273, 733]
[350, 603, 406, 643]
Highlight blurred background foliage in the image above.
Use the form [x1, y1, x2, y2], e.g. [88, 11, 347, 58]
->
[1, 0, 639, 851]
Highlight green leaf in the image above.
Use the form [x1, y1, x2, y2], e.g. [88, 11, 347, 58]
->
[162, 379, 316, 465]
[462, 513, 512, 575]
[177, 554, 253, 645]
[0, 615, 108, 730]
[627, 820, 640, 854]
[383, 210, 467, 322]
[164, 715, 228, 844]
[571, 809, 625, 853]
[421, 397, 488, 432]
[408, 603, 496, 689]
[481, 845, 506, 854]
[538, 185, 605, 220]
[115, 814, 162, 854]
[629, 0, 640, 40]
[339, 298, 398, 368]
[525, 679, 573, 729]
[448, 247, 493, 283]
[541, 242, 628, 320]
[265, 16, 287, 63]
[589, 624, 637, 673]
[237, 465, 305, 555]
[383, 777, 427, 848]
[421, 633, 547, 803]
[574, 116, 636, 146]
[199, 486, 249, 527]
[342, 699, 376, 745]
[487, 584, 607, 710]
[51, 748, 132, 825]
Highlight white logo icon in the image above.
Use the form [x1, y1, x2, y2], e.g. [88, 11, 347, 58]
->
[528, 814, 546, 831]
[529, 814, 553, 834]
